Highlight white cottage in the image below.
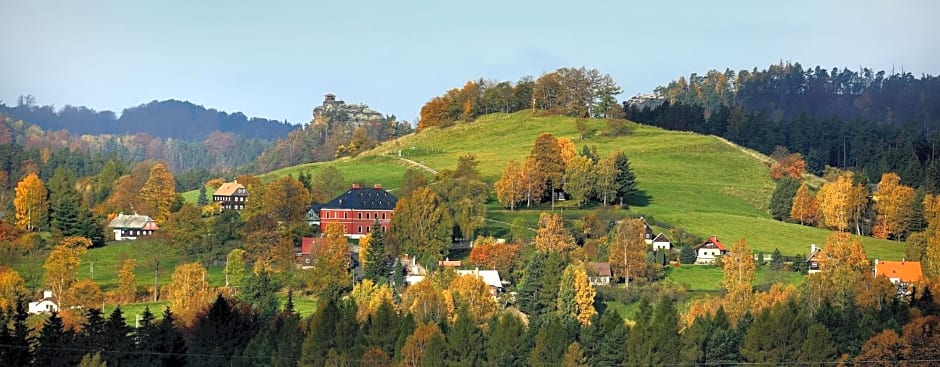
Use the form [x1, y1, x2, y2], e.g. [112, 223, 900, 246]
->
[107, 213, 159, 241]
[652, 233, 672, 250]
[694, 236, 727, 264]
[28, 290, 59, 314]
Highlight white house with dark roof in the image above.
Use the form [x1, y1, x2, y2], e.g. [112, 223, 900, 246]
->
[652, 233, 672, 250]
[107, 213, 158, 241]
[456, 268, 504, 295]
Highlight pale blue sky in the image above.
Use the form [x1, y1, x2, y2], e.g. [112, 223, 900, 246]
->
[1, 0, 938, 125]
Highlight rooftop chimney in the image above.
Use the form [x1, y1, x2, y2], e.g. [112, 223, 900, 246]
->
[352, 183, 361, 189]
[374, 184, 382, 189]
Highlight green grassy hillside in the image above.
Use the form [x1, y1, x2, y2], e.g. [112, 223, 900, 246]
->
[363, 112, 902, 259]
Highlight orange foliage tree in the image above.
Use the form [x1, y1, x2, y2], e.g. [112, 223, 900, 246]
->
[789, 182, 818, 225]
[770, 153, 806, 180]
[139, 161, 176, 223]
[468, 236, 521, 276]
[400, 323, 446, 367]
[534, 212, 575, 254]
[305, 223, 352, 296]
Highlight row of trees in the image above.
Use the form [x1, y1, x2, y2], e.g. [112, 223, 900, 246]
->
[770, 170, 929, 241]
[418, 67, 622, 131]
[4, 226, 940, 366]
[495, 133, 637, 209]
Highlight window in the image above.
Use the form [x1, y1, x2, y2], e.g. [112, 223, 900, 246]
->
[358, 212, 362, 219]
[358, 226, 362, 233]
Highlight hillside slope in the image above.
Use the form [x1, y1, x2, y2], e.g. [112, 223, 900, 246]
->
[204, 111, 904, 259]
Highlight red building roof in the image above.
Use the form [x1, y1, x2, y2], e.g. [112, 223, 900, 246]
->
[300, 237, 328, 255]
[875, 260, 923, 284]
[695, 236, 726, 251]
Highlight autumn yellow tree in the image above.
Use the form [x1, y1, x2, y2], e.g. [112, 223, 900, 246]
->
[790, 182, 818, 225]
[114, 258, 137, 303]
[14, 172, 48, 231]
[0, 266, 27, 310]
[817, 173, 868, 233]
[521, 156, 547, 208]
[817, 232, 870, 305]
[594, 153, 619, 205]
[450, 274, 497, 326]
[43, 236, 91, 308]
[534, 212, 575, 253]
[263, 175, 311, 225]
[350, 279, 394, 323]
[721, 238, 756, 322]
[608, 218, 649, 286]
[305, 223, 351, 296]
[564, 155, 596, 207]
[873, 172, 915, 240]
[495, 160, 524, 210]
[402, 278, 453, 324]
[557, 264, 597, 325]
[166, 261, 212, 327]
[530, 133, 566, 206]
[557, 137, 577, 166]
[139, 161, 176, 223]
[924, 230, 940, 279]
[358, 232, 373, 273]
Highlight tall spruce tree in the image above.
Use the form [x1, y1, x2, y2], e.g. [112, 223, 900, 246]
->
[35, 311, 80, 366]
[364, 219, 390, 283]
[486, 312, 527, 367]
[613, 151, 637, 206]
[446, 307, 485, 366]
[188, 295, 259, 367]
[197, 185, 209, 207]
[0, 300, 33, 366]
[769, 176, 800, 221]
[104, 307, 133, 365]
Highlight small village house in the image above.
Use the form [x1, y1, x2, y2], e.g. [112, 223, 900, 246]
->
[318, 184, 397, 239]
[587, 262, 612, 286]
[28, 290, 58, 314]
[107, 213, 158, 241]
[640, 217, 654, 244]
[213, 180, 249, 211]
[456, 268, 505, 295]
[874, 259, 923, 295]
[694, 236, 727, 264]
[652, 233, 672, 250]
[806, 244, 822, 274]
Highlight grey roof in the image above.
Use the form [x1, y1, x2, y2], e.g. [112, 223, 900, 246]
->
[322, 186, 397, 210]
[107, 213, 156, 229]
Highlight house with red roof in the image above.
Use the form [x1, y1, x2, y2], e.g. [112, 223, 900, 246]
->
[874, 259, 923, 295]
[694, 236, 727, 264]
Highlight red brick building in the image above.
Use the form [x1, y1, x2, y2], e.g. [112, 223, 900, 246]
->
[318, 184, 397, 239]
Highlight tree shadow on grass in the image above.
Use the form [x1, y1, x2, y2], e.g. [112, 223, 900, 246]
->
[626, 190, 653, 207]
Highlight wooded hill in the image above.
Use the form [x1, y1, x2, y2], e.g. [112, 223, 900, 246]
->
[0, 97, 297, 141]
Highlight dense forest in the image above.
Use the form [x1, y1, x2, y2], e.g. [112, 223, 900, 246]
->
[0, 97, 297, 141]
[0, 114, 267, 186]
[627, 62, 940, 188]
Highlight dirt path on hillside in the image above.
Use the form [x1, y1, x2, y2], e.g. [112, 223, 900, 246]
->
[713, 136, 774, 164]
[393, 156, 439, 175]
